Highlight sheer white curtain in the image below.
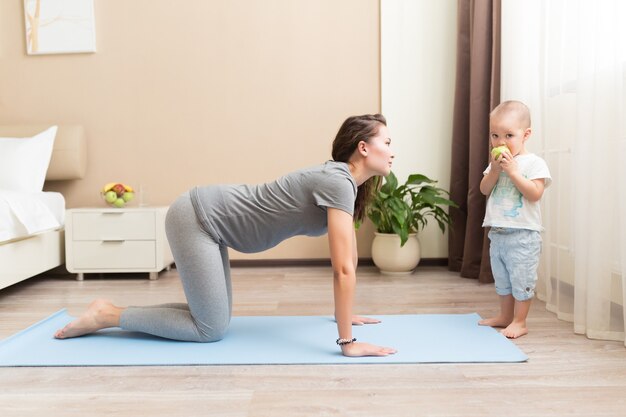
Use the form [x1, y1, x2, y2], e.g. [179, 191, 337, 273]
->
[501, 0, 626, 345]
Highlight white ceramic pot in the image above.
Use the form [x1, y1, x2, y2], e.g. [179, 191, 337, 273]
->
[371, 233, 421, 275]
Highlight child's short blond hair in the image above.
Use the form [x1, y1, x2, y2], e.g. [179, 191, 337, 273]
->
[490, 100, 531, 129]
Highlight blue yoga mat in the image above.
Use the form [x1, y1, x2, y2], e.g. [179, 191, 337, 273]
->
[0, 310, 527, 366]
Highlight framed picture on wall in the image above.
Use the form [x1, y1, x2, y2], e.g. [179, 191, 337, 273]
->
[23, 0, 96, 55]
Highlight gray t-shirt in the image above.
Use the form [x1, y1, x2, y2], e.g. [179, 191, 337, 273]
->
[190, 161, 357, 253]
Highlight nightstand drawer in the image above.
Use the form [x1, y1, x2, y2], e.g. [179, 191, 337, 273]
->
[72, 211, 156, 241]
[72, 241, 156, 269]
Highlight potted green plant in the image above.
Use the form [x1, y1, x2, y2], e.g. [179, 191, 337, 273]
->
[366, 171, 457, 274]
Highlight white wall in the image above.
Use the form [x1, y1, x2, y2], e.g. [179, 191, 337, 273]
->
[381, 0, 457, 258]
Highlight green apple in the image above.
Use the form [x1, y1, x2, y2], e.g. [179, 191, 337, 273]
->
[491, 145, 510, 159]
[104, 190, 117, 203]
[122, 191, 134, 202]
[113, 198, 125, 208]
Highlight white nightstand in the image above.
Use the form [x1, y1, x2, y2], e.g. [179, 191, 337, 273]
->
[65, 207, 174, 281]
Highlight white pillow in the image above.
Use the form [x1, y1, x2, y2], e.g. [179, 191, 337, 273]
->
[0, 126, 58, 192]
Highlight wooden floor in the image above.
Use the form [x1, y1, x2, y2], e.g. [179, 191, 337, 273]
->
[1, 265, 625, 417]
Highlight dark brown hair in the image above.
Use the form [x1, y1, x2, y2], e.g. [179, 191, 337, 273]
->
[332, 114, 387, 222]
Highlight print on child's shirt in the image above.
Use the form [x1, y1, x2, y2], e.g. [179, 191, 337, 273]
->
[492, 173, 523, 217]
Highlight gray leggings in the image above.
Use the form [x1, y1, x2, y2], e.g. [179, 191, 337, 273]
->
[119, 192, 232, 342]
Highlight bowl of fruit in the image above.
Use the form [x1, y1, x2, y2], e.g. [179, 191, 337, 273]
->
[101, 182, 134, 208]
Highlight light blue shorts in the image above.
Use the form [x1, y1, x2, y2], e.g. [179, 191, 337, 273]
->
[488, 228, 542, 301]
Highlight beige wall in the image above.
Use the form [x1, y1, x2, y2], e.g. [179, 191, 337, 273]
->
[0, 0, 380, 260]
[381, 0, 457, 258]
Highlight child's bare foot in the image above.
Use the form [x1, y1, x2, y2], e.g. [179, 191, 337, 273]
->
[501, 321, 528, 339]
[54, 299, 122, 339]
[478, 316, 512, 328]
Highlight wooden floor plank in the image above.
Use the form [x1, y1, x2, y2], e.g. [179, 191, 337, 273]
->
[1, 266, 625, 417]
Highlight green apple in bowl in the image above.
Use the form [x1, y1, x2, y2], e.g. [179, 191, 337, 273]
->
[491, 145, 510, 160]
[104, 190, 118, 203]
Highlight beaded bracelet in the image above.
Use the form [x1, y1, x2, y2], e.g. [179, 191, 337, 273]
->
[336, 337, 356, 346]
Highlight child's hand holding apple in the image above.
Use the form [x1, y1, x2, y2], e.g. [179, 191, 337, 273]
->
[491, 145, 510, 160]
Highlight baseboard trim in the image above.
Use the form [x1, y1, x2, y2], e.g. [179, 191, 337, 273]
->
[229, 258, 449, 268]
[50, 259, 450, 271]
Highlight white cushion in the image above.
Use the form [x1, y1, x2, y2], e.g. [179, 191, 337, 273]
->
[0, 126, 58, 192]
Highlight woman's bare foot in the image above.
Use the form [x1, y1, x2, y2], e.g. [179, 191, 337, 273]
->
[478, 316, 513, 328]
[54, 299, 123, 339]
[501, 321, 528, 339]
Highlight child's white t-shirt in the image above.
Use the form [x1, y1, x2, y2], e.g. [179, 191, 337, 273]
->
[482, 153, 552, 232]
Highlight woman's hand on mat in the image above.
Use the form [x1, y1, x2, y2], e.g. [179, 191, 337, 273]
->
[341, 342, 397, 357]
[351, 315, 381, 325]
